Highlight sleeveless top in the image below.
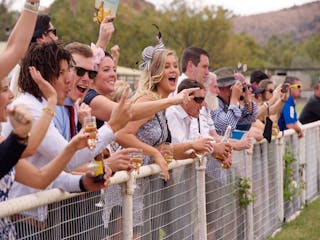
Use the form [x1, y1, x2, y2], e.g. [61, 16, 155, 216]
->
[136, 111, 171, 165]
[0, 168, 16, 239]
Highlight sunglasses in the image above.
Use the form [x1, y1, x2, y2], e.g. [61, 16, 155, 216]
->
[290, 84, 302, 89]
[73, 66, 97, 79]
[264, 89, 274, 94]
[44, 28, 57, 36]
[193, 96, 205, 104]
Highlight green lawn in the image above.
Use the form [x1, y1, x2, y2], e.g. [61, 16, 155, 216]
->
[268, 197, 320, 240]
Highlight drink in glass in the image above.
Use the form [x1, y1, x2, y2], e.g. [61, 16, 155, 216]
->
[160, 142, 173, 164]
[84, 116, 97, 150]
[130, 151, 143, 173]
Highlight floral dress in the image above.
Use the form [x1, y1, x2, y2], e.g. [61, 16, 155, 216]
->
[0, 169, 16, 240]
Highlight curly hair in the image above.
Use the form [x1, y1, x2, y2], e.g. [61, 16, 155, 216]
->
[19, 41, 72, 101]
[133, 49, 177, 101]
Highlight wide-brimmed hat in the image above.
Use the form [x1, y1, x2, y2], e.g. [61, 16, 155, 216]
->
[214, 67, 236, 87]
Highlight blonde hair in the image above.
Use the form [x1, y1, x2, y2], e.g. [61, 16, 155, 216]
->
[133, 49, 177, 101]
[111, 80, 131, 102]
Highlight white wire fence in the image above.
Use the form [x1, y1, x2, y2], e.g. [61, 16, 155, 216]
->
[1, 122, 320, 240]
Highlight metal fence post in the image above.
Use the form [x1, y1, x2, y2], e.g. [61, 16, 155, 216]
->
[122, 172, 136, 240]
[245, 146, 254, 240]
[195, 156, 208, 240]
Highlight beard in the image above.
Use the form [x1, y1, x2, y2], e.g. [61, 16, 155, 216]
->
[205, 93, 218, 111]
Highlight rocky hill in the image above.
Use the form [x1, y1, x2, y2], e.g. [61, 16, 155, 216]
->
[231, 1, 320, 45]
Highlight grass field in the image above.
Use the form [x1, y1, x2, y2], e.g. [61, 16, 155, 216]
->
[268, 197, 320, 240]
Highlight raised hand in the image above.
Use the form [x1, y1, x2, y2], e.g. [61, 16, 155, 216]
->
[68, 128, 90, 150]
[74, 98, 92, 126]
[96, 16, 115, 50]
[174, 87, 200, 104]
[7, 104, 33, 138]
[29, 66, 57, 106]
[108, 86, 133, 132]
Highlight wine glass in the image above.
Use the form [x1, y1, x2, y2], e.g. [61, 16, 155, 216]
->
[84, 116, 98, 168]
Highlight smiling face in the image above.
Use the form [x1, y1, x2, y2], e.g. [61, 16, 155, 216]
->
[94, 56, 117, 97]
[51, 60, 71, 105]
[157, 54, 179, 97]
[68, 54, 95, 102]
[0, 78, 14, 122]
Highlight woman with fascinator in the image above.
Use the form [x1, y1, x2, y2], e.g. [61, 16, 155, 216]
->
[115, 31, 213, 239]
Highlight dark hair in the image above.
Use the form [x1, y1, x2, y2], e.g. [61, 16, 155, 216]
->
[31, 14, 51, 43]
[177, 78, 205, 93]
[181, 47, 209, 73]
[250, 70, 269, 85]
[19, 41, 72, 101]
[284, 76, 300, 85]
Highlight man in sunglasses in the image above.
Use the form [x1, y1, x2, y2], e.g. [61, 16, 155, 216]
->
[278, 76, 304, 138]
[299, 81, 320, 124]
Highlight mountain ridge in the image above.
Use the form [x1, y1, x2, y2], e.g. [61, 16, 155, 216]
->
[231, 1, 320, 44]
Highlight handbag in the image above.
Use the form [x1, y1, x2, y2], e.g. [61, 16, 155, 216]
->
[263, 103, 273, 143]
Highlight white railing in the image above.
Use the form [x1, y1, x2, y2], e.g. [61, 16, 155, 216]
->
[1, 121, 320, 240]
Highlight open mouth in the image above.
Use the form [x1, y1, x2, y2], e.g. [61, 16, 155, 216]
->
[168, 77, 176, 83]
[77, 85, 87, 93]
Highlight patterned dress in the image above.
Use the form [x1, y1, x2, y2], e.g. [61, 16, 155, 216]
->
[0, 169, 16, 240]
[102, 111, 170, 232]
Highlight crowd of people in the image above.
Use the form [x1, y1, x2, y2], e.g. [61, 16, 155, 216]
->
[0, 1, 317, 239]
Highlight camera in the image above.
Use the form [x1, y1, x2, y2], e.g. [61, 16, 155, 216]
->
[281, 84, 289, 93]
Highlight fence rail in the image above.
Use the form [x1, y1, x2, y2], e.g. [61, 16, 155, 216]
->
[1, 122, 320, 239]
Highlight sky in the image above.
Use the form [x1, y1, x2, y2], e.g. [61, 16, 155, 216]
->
[11, 0, 317, 15]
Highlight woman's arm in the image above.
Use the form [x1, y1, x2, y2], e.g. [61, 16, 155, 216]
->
[115, 96, 169, 180]
[89, 88, 198, 122]
[15, 130, 89, 189]
[0, 135, 27, 179]
[0, 1, 39, 80]
[21, 67, 57, 157]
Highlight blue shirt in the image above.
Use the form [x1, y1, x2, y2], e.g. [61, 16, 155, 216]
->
[54, 97, 77, 141]
[278, 95, 297, 131]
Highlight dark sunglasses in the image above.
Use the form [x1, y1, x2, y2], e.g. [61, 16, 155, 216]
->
[193, 96, 205, 104]
[44, 28, 57, 36]
[73, 66, 97, 79]
[264, 89, 274, 94]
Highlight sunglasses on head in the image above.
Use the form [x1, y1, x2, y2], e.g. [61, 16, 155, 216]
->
[193, 96, 205, 104]
[290, 84, 302, 89]
[44, 28, 57, 36]
[73, 66, 97, 79]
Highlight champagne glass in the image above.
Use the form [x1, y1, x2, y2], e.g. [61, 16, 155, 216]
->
[84, 116, 98, 168]
[160, 142, 174, 164]
[129, 151, 143, 191]
[130, 151, 143, 174]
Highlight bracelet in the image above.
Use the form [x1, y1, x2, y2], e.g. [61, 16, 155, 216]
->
[24, 2, 40, 13]
[79, 176, 87, 192]
[42, 107, 55, 117]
